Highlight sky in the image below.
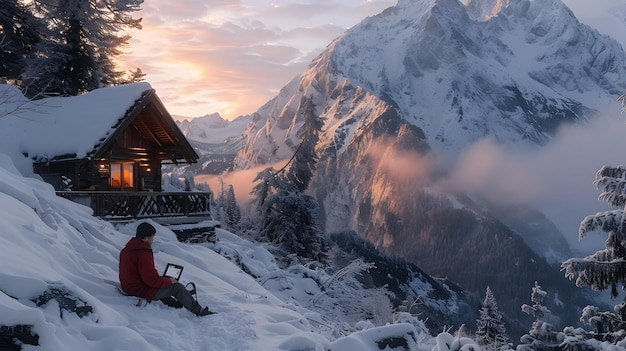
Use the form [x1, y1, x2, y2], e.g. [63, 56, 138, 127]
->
[117, 0, 626, 121]
[117, 0, 397, 120]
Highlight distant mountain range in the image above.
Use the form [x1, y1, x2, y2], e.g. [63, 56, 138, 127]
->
[180, 0, 626, 338]
[175, 113, 251, 174]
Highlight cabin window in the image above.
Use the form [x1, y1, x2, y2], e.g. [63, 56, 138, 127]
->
[110, 162, 134, 190]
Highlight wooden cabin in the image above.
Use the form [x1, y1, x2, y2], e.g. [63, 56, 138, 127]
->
[32, 85, 198, 192]
[17, 83, 213, 225]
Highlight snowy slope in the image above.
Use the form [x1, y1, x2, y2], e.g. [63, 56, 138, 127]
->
[0, 152, 443, 350]
[562, 0, 626, 52]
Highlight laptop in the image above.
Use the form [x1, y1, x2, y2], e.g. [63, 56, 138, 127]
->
[163, 263, 184, 280]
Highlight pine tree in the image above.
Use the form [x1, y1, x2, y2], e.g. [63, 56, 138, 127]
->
[0, 0, 47, 82]
[561, 165, 626, 298]
[250, 96, 329, 264]
[22, 0, 143, 97]
[475, 286, 510, 351]
[517, 282, 561, 351]
[250, 167, 279, 221]
[250, 166, 328, 263]
[285, 95, 324, 192]
[260, 187, 327, 263]
[225, 184, 240, 230]
[215, 177, 226, 222]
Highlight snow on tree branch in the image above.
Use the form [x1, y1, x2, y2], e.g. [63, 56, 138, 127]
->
[578, 210, 623, 240]
[594, 165, 626, 207]
[563, 163, 626, 298]
[562, 257, 626, 296]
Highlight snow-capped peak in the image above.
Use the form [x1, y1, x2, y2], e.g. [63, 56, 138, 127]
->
[237, 0, 626, 170]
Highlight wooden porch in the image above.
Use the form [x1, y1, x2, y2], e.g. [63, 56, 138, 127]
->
[57, 191, 219, 243]
[57, 191, 212, 222]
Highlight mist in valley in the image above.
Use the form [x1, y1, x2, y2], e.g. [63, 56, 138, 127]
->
[196, 111, 626, 260]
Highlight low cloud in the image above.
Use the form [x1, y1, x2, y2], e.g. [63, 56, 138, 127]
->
[444, 138, 542, 205]
[336, 113, 626, 254]
[194, 112, 626, 255]
[444, 114, 626, 252]
[195, 162, 289, 214]
[365, 139, 440, 186]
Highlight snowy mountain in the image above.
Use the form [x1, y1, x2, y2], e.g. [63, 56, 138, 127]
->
[177, 113, 249, 145]
[175, 114, 251, 174]
[230, 0, 624, 336]
[234, 0, 626, 168]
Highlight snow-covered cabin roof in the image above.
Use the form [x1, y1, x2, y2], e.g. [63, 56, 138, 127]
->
[0, 82, 198, 164]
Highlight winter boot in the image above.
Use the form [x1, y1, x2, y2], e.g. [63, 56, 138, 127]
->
[196, 306, 214, 316]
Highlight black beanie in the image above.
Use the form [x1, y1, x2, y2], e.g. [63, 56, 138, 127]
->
[136, 222, 156, 239]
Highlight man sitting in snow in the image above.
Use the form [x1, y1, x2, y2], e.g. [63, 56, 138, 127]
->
[119, 222, 212, 316]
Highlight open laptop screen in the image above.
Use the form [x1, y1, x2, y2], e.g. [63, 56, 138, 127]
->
[163, 263, 184, 280]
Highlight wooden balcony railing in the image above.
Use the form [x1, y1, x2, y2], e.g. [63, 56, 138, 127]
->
[56, 191, 212, 220]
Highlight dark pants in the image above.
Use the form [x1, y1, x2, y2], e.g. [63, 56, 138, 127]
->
[152, 282, 202, 315]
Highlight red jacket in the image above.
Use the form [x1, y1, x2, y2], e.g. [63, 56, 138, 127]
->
[119, 237, 172, 299]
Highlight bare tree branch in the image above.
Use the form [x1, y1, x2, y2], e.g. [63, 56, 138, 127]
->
[0, 83, 54, 119]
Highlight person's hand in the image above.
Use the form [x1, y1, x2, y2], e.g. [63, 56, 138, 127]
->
[169, 277, 178, 284]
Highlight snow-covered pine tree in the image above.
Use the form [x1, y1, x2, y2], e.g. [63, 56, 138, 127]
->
[558, 305, 623, 351]
[23, 0, 143, 97]
[433, 329, 481, 351]
[250, 96, 329, 264]
[562, 165, 626, 298]
[517, 282, 562, 351]
[475, 286, 510, 351]
[259, 186, 328, 263]
[214, 177, 226, 223]
[568, 302, 626, 347]
[216, 183, 241, 232]
[250, 167, 279, 223]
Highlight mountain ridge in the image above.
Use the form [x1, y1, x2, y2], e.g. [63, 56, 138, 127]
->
[323, 0, 625, 158]
[174, 114, 251, 175]
[231, 0, 626, 245]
